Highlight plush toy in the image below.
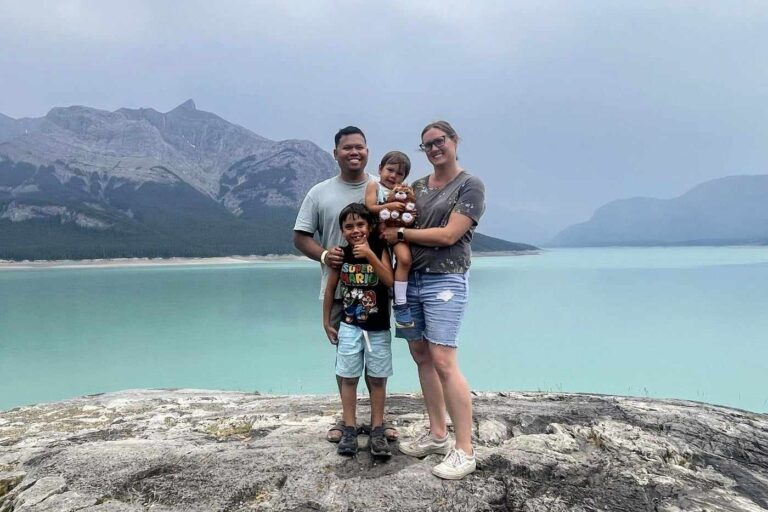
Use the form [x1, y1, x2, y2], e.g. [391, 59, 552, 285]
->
[379, 183, 417, 226]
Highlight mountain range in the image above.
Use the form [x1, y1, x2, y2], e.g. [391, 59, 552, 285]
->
[0, 101, 531, 260]
[552, 175, 768, 246]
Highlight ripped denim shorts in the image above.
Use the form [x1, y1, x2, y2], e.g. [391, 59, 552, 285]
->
[399, 271, 469, 347]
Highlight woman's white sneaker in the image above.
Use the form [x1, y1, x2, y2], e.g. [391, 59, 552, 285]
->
[398, 431, 452, 458]
[431, 447, 476, 480]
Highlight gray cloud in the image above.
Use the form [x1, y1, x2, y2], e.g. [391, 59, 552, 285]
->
[1, 0, 767, 239]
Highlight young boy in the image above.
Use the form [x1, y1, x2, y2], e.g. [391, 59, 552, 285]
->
[323, 203, 394, 457]
[364, 151, 414, 329]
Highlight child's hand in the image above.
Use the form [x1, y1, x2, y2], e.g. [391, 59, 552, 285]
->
[324, 323, 338, 345]
[386, 202, 405, 212]
[352, 240, 373, 259]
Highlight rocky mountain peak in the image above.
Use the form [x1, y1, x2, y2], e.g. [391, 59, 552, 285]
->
[0, 100, 340, 258]
[171, 99, 197, 112]
[44, 105, 123, 134]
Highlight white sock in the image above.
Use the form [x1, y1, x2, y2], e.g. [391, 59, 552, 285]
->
[394, 281, 408, 306]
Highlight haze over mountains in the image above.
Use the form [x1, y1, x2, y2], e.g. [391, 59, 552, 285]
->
[553, 175, 768, 247]
[0, 101, 529, 260]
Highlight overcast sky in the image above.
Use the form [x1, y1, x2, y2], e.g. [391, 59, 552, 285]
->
[1, 0, 767, 237]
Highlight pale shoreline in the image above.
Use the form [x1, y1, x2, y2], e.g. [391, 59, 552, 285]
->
[0, 250, 539, 270]
[0, 254, 311, 270]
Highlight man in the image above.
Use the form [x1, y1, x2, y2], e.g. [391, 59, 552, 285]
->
[293, 126, 398, 444]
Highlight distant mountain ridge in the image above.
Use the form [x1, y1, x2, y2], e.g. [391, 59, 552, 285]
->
[0, 100, 338, 259]
[0, 101, 529, 260]
[553, 175, 768, 246]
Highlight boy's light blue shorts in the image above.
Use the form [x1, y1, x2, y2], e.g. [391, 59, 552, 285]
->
[335, 323, 393, 378]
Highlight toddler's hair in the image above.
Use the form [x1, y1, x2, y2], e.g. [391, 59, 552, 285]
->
[379, 151, 411, 179]
[338, 202, 375, 228]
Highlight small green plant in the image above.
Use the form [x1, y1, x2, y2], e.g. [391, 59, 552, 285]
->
[204, 417, 254, 440]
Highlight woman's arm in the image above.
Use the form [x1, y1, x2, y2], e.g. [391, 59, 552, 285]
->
[322, 269, 341, 344]
[381, 212, 474, 247]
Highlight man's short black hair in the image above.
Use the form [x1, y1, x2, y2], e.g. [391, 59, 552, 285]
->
[338, 202, 375, 228]
[334, 126, 366, 147]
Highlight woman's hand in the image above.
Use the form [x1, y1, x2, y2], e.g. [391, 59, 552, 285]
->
[324, 323, 338, 345]
[380, 227, 400, 245]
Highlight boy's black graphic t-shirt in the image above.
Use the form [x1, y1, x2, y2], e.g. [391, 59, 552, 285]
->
[340, 239, 390, 331]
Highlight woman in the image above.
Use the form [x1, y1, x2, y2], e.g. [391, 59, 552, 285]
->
[381, 120, 484, 480]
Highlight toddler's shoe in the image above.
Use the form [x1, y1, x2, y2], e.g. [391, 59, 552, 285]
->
[393, 304, 415, 328]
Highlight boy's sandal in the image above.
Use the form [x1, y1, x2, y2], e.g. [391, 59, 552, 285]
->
[370, 426, 392, 458]
[327, 421, 345, 443]
[358, 423, 399, 441]
[383, 422, 399, 441]
[337, 426, 359, 456]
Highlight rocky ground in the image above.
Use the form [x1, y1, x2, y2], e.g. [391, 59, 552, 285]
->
[1, 390, 766, 511]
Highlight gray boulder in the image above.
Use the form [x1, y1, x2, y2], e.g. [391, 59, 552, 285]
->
[1, 390, 766, 511]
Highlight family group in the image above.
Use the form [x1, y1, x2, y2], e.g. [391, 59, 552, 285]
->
[293, 121, 484, 480]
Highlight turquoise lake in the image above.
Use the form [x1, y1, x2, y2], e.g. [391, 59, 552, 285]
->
[1, 247, 767, 413]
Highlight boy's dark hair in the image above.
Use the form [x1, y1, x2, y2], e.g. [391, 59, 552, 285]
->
[379, 151, 411, 179]
[338, 202, 375, 228]
[334, 126, 366, 147]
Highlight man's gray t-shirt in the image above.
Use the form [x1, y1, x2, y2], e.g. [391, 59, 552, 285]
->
[294, 174, 373, 299]
[410, 171, 485, 274]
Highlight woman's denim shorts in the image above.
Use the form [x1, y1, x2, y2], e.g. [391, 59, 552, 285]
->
[398, 271, 469, 347]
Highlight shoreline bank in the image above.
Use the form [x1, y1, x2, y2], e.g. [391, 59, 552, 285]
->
[0, 250, 539, 271]
[0, 254, 310, 270]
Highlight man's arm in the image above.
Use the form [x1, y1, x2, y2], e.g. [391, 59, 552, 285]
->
[293, 230, 344, 268]
[293, 230, 323, 261]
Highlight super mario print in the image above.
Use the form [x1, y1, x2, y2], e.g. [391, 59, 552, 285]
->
[340, 261, 380, 324]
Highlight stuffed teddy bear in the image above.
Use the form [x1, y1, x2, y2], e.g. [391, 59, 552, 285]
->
[379, 183, 417, 226]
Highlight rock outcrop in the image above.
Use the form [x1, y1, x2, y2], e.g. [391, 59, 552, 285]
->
[1, 390, 766, 511]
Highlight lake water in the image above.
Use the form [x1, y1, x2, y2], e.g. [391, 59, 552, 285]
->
[2, 247, 767, 413]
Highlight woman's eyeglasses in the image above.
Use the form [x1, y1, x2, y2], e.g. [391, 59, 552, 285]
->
[419, 135, 448, 152]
